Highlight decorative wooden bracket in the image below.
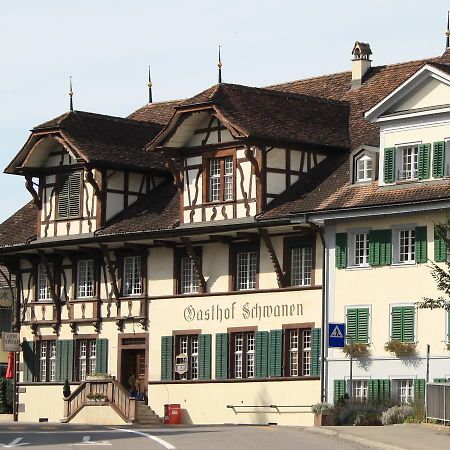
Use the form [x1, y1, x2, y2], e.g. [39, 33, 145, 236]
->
[25, 176, 41, 208]
[180, 237, 206, 293]
[259, 229, 286, 288]
[37, 251, 61, 333]
[99, 245, 121, 306]
[85, 169, 102, 198]
[165, 158, 183, 192]
[244, 146, 261, 177]
[0, 262, 20, 332]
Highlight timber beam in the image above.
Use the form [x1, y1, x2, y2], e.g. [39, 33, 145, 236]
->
[99, 244, 121, 304]
[208, 234, 234, 244]
[180, 237, 206, 293]
[85, 169, 102, 198]
[25, 176, 41, 208]
[244, 146, 261, 177]
[259, 229, 285, 288]
[236, 231, 260, 241]
[165, 158, 183, 192]
[153, 240, 177, 248]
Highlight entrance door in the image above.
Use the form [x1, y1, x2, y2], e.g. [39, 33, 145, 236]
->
[120, 349, 147, 399]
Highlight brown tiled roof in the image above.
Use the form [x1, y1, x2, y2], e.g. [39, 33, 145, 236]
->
[260, 157, 450, 219]
[127, 100, 179, 124]
[170, 83, 351, 149]
[97, 181, 179, 235]
[34, 111, 168, 172]
[0, 202, 37, 247]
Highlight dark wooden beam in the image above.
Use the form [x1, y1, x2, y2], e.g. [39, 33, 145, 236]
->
[208, 234, 234, 244]
[123, 242, 149, 252]
[180, 237, 206, 293]
[236, 232, 260, 240]
[244, 146, 261, 177]
[165, 158, 183, 192]
[259, 229, 285, 288]
[25, 176, 41, 208]
[153, 240, 177, 248]
[99, 244, 121, 303]
[85, 169, 102, 198]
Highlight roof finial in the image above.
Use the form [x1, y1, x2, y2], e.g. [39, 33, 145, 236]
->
[69, 76, 74, 112]
[148, 66, 153, 104]
[446, 11, 450, 49]
[217, 45, 222, 84]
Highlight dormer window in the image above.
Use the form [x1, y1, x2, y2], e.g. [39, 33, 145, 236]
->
[207, 155, 234, 202]
[356, 155, 373, 182]
[398, 146, 418, 180]
[57, 171, 81, 219]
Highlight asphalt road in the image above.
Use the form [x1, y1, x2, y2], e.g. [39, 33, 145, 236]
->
[0, 424, 374, 450]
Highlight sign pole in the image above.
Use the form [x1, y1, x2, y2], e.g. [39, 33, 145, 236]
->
[348, 335, 353, 402]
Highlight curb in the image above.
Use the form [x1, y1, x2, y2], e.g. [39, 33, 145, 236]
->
[306, 427, 409, 450]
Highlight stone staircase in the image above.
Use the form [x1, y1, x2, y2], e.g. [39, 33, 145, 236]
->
[136, 401, 163, 425]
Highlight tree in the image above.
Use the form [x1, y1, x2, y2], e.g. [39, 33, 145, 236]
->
[416, 222, 450, 311]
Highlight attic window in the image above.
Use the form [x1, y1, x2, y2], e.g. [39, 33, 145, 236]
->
[356, 155, 373, 182]
[57, 171, 81, 219]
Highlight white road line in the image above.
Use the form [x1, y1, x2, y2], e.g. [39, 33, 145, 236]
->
[110, 428, 176, 450]
[74, 435, 112, 446]
[0, 437, 28, 448]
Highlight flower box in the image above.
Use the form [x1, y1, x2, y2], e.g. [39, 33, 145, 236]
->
[343, 342, 370, 357]
[314, 413, 332, 427]
[384, 340, 417, 355]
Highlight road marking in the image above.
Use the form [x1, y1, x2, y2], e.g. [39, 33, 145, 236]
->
[110, 428, 176, 450]
[74, 435, 112, 446]
[0, 437, 28, 448]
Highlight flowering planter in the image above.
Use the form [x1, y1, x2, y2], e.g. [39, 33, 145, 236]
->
[343, 343, 370, 357]
[314, 413, 331, 427]
[384, 340, 417, 356]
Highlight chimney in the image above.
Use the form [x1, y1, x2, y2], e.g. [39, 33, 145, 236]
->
[351, 41, 372, 89]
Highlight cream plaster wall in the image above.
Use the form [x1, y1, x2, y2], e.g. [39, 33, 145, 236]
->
[18, 385, 66, 422]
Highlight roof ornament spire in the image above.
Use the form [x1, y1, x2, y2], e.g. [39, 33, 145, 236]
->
[446, 11, 450, 49]
[148, 66, 153, 104]
[217, 45, 222, 84]
[69, 76, 74, 112]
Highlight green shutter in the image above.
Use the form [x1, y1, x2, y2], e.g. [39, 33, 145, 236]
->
[215, 333, 228, 379]
[311, 328, 321, 377]
[369, 230, 392, 266]
[335, 233, 347, 268]
[255, 331, 269, 378]
[347, 308, 370, 343]
[161, 336, 173, 381]
[402, 307, 415, 343]
[56, 340, 74, 382]
[433, 378, 447, 383]
[198, 334, 211, 380]
[334, 379, 346, 403]
[95, 339, 108, 374]
[384, 148, 396, 183]
[414, 379, 426, 404]
[415, 226, 428, 264]
[368, 379, 379, 402]
[391, 307, 403, 341]
[434, 225, 447, 262]
[22, 340, 35, 383]
[433, 141, 446, 178]
[269, 329, 283, 377]
[380, 379, 391, 403]
[418, 144, 431, 180]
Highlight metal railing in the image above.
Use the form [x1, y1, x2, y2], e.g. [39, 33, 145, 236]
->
[62, 379, 137, 423]
[426, 383, 450, 424]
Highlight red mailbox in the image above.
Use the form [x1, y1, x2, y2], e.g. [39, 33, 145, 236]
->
[164, 404, 181, 425]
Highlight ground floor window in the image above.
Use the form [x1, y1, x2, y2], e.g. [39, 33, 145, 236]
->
[285, 328, 312, 377]
[76, 339, 97, 381]
[175, 334, 199, 380]
[37, 340, 56, 382]
[231, 331, 255, 379]
[393, 379, 414, 404]
[351, 380, 368, 401]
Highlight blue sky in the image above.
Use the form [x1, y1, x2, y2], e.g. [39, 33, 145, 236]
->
[0, 0, 449, 221]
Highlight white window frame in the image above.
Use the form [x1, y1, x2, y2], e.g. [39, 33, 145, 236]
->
[123, 256, 142, 296]
[391, 378, 414, 404]
[290, 246, 313, 286]
[397, 145, 419, 181]
[392, 226, 416, 265]
[355, 155, 373, 182]
[37, 263, 53, 301]
[77, 259, 95, 298]
[351, 379, 369, 402]
[347, 230, 370, 268]
[180, 256, 199, 294]
[236, 251, 257, 291]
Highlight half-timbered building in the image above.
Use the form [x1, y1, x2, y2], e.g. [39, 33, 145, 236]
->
[1, 38, 450, 425]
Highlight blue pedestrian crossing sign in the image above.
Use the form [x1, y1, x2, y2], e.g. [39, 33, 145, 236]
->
[328, 323, 345, 348]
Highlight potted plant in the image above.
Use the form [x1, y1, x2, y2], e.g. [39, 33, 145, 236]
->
[311, 402, 333, 426]
[63, 379, 71, 398]
[86, 393, 107, 403]
[85, 372, 113, 381]
[384, 340, 417, 356]
[343, 342, 370, 357]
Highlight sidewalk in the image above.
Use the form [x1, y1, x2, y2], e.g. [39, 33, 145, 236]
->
[308, 423, 450, 450]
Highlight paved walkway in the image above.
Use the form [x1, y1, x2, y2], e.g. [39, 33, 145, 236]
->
[308, 423, 450, 450]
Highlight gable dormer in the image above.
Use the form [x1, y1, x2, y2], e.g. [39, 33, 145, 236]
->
[365, 63, 450, 187]
[5, 111, 169, 238]
[148, 83, 350, 224]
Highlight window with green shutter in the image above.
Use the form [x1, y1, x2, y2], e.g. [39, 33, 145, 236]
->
[369, 229, 392, 266]
[215, 333, 228, 379]
[95, 339, 108, 374]
[22, 340, 35, 383]
[433, 141, 446, 178]
[161, 336, 173, 381]
[434, 225, 447, 262]
[334, 379, 346, 403]
[269, 329, 283, 377]
[414, 379, 426, 405]
[198, 334, 211, 380]
[335, 233, 347, 268]
[346, 308, 369, 343]
[418, 144, 431, 180]
[384, 148, 396, 183]
[311, 328, 321, 377]
[415, 226, 427, 264]
[368, 379, 391, 403]
[255, 331, 269, 378]
[391, 306, 415, 343]
[56, 340, 74, 383]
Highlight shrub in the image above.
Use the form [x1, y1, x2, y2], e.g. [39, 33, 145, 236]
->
[311, 402, 333, 415]
[381, 404, 414, 425]
[333, 401, 383, 426]
[0, 378, 13, 414]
